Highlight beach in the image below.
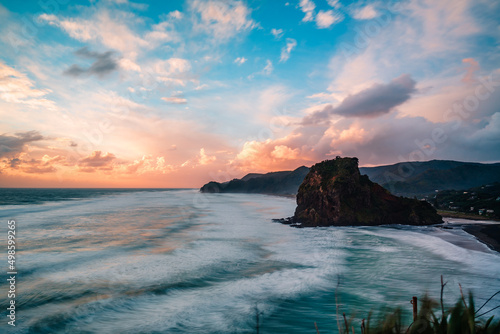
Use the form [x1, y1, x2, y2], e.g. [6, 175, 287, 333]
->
[463, 224, 500, 253]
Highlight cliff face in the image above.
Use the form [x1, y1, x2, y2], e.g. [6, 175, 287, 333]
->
[293, 157, 442, 227]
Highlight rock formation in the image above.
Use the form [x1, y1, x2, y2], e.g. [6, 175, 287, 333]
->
[292, 157, 442, 227]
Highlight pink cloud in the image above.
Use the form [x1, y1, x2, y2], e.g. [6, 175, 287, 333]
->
[1, 153, 66, 174]
[78, 151, 116, 172]
[462, 58, 479, 83]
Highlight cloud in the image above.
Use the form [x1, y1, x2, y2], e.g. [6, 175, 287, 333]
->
[230, 112, 432, 172]
[462, 58, 479, 83]
[168, 10, 183, 19]
[162, 97, 187, 104]
[179, 148, 217, 168]
[298, 1, 343, 28]
[249, 60, 273, 79]
[326, 0, 483, 100]
[198, 148, 216, 165]
[1, 152, 66, 174]
[271, 28, 284, 39]
[326, 0, 340, 8]
[405, 0, 479, 54]
[316, 10, 343, 28]
[352, 5, 378, 20]
[234, 57, 247, 65]
[0, 131, 44, 158]
[304, 74, 416, 123]
[126, 155, 175, 174]
[461, 112, 500, 154]
[39, 10, 149, 58]
[24, 155, 65, 174]
[190, 0, 257, 40]
[0, 152, 68, 175]
[78, 151, 116, 172]
[232, 138, 312, 172]
[155, 58, 191, 75]
[39, 7, 179, 60]
[153, 58, 192, 86]
[280, 38, 297, 62]
[271, 145, 300, 159]
[262, 60, 273, 75]
[64, 47, 119, 78]
[119, 58, 141, 72]
[231, 67, 500, 172]
[0, 61, 56, 110]
[307, 92, 339, 102]
[195, 84, 209, 90]
[5, 0, 497, 187]
[8, 158, 21, 168]
[32, 162, 63, 175]
[107, 0, 149, 11]
[299, 0, 316, 22]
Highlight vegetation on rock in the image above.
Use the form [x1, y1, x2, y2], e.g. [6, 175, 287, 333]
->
[293, 157, 443, 227]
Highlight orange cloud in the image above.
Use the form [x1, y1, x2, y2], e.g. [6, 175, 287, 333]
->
[125, 155, 175, 174]
[1, 153, 66, 175]
[232, 138, 314, 172]
[337, 124, 368, 143]
[271, 145, 300, 159]
[198, 148, 216, 165]
[78, 151, 116, 172]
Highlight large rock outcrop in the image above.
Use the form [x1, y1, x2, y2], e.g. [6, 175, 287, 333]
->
[293, 157, 443, 227]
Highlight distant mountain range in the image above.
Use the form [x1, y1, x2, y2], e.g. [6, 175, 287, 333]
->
[361, 160, 500, 196]
[200, 160, 500, 197]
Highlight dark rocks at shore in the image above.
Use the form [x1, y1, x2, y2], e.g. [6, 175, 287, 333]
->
[292, 157, 443, 227]
[272, 217, 303, 228]
[272, 218, 293, 224]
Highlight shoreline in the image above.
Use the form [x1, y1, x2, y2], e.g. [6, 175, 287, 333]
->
[438, 210, 500, 222]
[439, 212, 500, 252]
[205, 193, 500, 253]
[461, 224, 500, 253]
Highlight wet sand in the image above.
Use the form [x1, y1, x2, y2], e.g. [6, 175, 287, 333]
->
[463, 224, 500, 253]
[432, 218, 500, 253]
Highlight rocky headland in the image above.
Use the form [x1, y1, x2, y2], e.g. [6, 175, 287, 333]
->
[289, 157, 443, 227]
[200, 160, 500, 198]
[200, 166, 309, 195]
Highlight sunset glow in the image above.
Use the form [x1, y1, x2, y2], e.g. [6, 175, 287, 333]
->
[1, 0, 499, 187]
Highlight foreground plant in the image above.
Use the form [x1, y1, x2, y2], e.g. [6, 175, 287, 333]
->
[327, 277, 500, 334]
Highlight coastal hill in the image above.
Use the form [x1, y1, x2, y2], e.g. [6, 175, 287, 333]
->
[361, 160, 500, 196]
[292, 157, 442, 227]
[200, 166, 309, 195]
[200, 160, 500, 197]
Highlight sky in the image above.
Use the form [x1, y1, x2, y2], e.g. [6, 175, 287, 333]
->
[0, 0, 499, 188]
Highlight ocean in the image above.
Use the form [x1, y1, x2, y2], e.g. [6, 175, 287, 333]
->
[0, 189, 499, 333]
